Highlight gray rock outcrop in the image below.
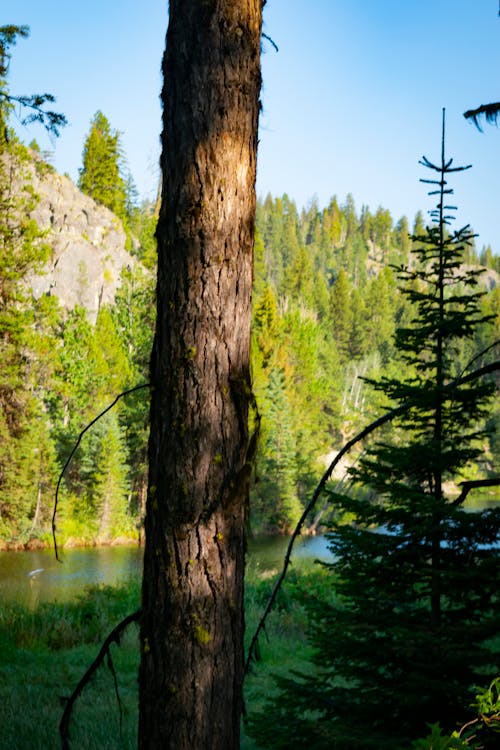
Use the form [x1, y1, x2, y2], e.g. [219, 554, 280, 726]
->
[24, 156, 136, 323]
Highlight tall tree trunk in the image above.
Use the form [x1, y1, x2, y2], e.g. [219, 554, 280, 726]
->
[138, 2, 262, 748]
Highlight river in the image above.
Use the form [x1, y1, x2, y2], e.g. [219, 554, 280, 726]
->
[0, 535, 333, 607]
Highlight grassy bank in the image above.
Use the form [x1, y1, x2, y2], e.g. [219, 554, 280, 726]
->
[0, 561, 327, 749]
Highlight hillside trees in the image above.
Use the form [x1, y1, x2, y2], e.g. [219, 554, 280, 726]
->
[137, 2, 263, 747]
[249, 191, 420, 531]
[248, 115, 500, 750]
[0, 27, 63, 538]
[0, 24, 158, 547]
[1, 23, 499, 554]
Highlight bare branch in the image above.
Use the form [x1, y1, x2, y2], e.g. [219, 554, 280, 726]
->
[452, 477, 500, 507]
[261, 33, 278, 52]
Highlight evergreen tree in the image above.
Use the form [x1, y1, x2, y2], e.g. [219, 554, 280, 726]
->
[90, 413, 131, 542]
[284, 244, 315, 305]
[364, 267, 397, 363]
[112, 261, 155, 522]
[248, 114, 500, 749]
[253, 227, 268, 298]
[369, 205, 392, 264]
[78, 110, 129, 220]
[258, 368, 301, 531]
[393, 215, 411, 265]
[329, 269, 353, 361]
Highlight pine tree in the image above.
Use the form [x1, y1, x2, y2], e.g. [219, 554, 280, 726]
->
[78, 111, 128, 221]
[138, 2, 263, 745]
[112, 260, 155, 523]
[248, 112, 500, 749]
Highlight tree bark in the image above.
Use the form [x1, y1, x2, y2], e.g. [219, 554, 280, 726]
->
[138, 2, 262, 748]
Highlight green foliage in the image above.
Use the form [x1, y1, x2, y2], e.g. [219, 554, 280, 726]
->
[249, 187, 497, 533]
[472, 678, 500, 735]
[0, 117, 58, 535]
[0, 187, 155, 546]
[0, 35, 497, 552]
[329, 269, 352, 361]
[258, 368, 301, 531]
[250, 188, 423, 532]
[410, 678, 500, 749]
[410, 724, 469, 750]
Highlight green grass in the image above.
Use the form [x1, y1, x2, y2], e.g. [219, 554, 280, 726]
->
[0, 561, 327, 749]
[0, 583, 141, 749]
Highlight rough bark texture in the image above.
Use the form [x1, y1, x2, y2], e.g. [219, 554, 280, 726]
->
[138, 2, 262, 748]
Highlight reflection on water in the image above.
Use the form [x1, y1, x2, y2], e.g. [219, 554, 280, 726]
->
[0, 545, 143, 607]
[0, 535, 333, 606]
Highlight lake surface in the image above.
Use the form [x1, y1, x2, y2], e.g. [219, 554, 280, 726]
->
[3, 498, 498, 607]
[0, 535, 333, 607]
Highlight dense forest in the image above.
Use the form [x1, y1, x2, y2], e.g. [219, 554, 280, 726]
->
[1, 114, 499, 547]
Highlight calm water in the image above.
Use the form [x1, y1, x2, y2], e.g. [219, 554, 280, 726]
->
[0, 535, 332, 606]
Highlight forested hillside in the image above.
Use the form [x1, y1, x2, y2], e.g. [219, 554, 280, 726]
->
[0, 132, 156, 548]
[251, 193, 500, 532]
[1, 141, 499, 547]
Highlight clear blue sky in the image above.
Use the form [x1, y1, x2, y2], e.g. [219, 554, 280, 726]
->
[7, 1, 500, 251]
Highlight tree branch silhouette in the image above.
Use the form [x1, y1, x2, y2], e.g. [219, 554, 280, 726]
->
[464, 102, 500, 131]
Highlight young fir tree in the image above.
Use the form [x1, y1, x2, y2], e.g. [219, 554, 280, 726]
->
[248, 112, 500, 749]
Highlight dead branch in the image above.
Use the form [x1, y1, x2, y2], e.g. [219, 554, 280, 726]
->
[59, 609, 141, 750]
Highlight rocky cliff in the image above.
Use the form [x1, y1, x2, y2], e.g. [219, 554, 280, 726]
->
[24, 155, 136, 323]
